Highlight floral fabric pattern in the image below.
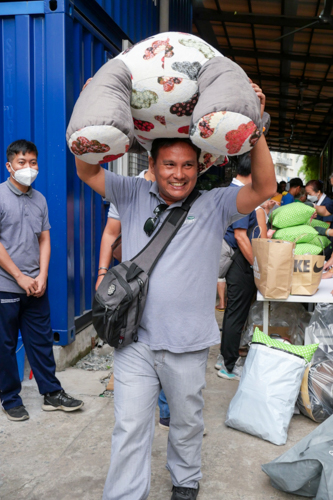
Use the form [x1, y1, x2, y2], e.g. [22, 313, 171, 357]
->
[225, 121, 258, 154]
[71, 137, 110, 156]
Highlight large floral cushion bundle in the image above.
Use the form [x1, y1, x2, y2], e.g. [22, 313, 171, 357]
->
[66, 32, 264, 174]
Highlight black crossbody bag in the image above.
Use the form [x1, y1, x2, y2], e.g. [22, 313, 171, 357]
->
[92, 189, 201, 349]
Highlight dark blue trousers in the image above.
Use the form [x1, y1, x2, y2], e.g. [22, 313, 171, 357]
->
[0, 291, 62, 410]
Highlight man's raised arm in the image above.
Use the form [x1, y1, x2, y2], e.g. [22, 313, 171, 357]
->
[236, 134, 276, 215]
[75, 158, 106, 197]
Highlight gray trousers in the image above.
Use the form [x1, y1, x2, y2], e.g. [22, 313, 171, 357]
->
[103, 342, 209, 500]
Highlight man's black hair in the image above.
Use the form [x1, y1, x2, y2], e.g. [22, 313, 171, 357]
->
[150, 138, 201, 163]
[236, 153, 251, 177]
[289, 177, 303, 189]
[6, 139, 38, 162]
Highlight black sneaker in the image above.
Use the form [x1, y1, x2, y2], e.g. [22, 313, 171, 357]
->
[42, 390, 84, 412]
[3, 405, 29, 422]
[171, 484, 200, 500]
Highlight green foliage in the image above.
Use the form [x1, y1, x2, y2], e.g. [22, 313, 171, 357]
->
[195, 173, 220, 191]
[298, 155, 320, 183]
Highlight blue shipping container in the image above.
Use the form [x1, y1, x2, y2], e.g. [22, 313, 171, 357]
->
[0, 0, 191, 346]
[0, 0, 160, 345]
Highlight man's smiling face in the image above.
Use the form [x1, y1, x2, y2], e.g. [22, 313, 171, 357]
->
[149, 141, 198, 205]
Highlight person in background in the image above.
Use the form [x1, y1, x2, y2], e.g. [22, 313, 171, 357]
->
[215, 279, 226, 313]
[215, 154, 259, 381]
[0, 140, 83, 422]
[255, 200, 278, 238]
[270, 182, 283, 205]
[279, 180, 288, 195]
[294, 187, 308, 204]
[280, 177, 303, 206]
[306, 180, 333, 227]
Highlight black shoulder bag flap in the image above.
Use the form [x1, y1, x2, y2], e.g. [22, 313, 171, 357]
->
[92, 189, 201, 349]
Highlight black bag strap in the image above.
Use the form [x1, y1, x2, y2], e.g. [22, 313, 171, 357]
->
[126, 189, 201, 279]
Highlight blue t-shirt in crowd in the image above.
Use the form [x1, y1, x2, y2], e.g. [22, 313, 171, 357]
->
[224, 182, 258, 249]
[281, 192, 294, 206]
[317, 195, 333, 228]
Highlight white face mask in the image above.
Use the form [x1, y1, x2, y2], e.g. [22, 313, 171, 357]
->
[10, 163, 38, 186]
[307, 194, 318, 203]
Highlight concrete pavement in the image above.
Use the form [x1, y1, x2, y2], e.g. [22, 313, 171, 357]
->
[0, 335, 317, 499]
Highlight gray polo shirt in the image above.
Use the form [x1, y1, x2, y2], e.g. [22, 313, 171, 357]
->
[0, 179, 51, 293]
[105, 170, 243, 353]
[107, 169, 147, 220]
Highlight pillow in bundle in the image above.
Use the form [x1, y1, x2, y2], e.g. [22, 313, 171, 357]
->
[308, 219, 330, 229]
[273, 225, 318, 244]
[311, 235, 331, 249]
[225, 329, 318, 445]
[270, 203, 315, 229]
[294, 243, 322, 255]
[66, 31, 264, 175]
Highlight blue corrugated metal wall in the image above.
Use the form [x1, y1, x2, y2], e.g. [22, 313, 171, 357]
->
[0, 0, 191, 346]
[169, 0, 192, 33]
[0, 0, 160, 345]
[95, 0, 159, 41]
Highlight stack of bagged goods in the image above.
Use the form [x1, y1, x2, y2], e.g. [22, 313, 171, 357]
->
[225, 328, 318, 445]
[270, 202, 331, 255]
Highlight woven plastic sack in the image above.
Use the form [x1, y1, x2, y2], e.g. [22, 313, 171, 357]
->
[225, 329, 318, 445]
[270, 203, 315, 229]
[308, 218, 330, 229]
[273, 225, 318, 244]
[295, 243, 322, 255]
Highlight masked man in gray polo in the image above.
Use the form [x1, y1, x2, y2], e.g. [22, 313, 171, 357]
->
[75, 85, 275, 500]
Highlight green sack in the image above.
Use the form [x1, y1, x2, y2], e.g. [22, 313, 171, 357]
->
[253, 328, 318, 363]
[308, 218, 330, 229]
[270, 203, 315, 229]
[311, 235, 331, 249]
[294, 243, 322, 256]
[273, 225, 318, 244]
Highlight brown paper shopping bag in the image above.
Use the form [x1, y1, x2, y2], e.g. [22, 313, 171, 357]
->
[291, 254, 324, 295]
[252, 239, 294, 299]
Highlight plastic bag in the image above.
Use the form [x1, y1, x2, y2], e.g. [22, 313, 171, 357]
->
[262, 414, 333, 500]
[299, 305, 333, 423]
[241, 301, 310, 347]
[298, 347, 333, 423]
[305, 303, 333, 348]
[225, 330, 318, 446]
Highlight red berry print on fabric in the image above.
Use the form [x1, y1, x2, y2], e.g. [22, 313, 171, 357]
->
[170, 93, 198, 117]
[225, 122, 258, 155]
[198, 113, 215, 139]
[155, 116, 166, 126]
[198, 153, 215, 173]
[133, 118, 154, 132]
[178, 126, 189, 134]
[157, 77, 183, 92]
[143, 38, 174, 60]
[137, 135, 152, 141]
[71, 137, 110, 156]
[99, 153, 124, 164]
